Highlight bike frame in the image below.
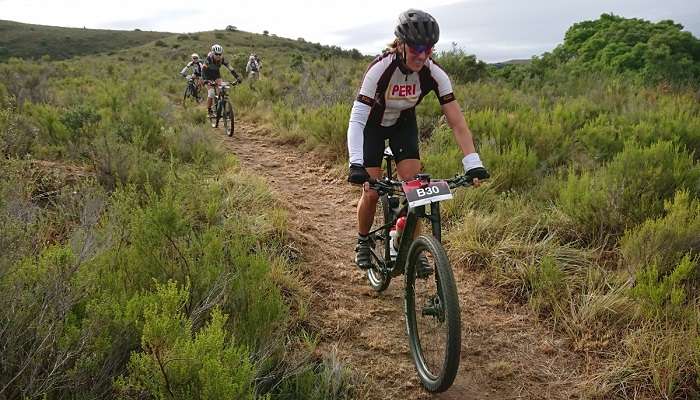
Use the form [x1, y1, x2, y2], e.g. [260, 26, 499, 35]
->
[368, 154, 446, 278]
[215, 81, 239, 113]
[216, 85, 229, 109]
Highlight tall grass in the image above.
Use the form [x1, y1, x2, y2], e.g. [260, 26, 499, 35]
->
[0, 33, 361, 398]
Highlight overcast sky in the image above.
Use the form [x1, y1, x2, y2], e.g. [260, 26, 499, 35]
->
[3, 0, 699, 62]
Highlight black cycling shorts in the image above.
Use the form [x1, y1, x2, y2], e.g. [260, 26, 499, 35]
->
[363, 114, 420, 168]
[202, 70, 221, 82]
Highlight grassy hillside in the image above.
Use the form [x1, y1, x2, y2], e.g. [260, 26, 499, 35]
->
[0, 20, 171, 61]
[2, 13, 700, 399]
[0, 26, 364, 400]
[145, 16, 700, 399]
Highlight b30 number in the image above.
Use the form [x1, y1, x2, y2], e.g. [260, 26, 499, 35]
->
[416, 186, 440, 197]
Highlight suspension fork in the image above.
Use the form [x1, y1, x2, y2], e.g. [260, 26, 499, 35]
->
[427, 202, 442, 242]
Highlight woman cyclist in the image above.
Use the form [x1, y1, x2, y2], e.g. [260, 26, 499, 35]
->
[202, 44, 242, 116]
[346, 9, 489, 269]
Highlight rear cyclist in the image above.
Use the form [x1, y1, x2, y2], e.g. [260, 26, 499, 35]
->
[180, 53, 204, 90]
[346, 9, 489, 270]
[246, 53, 261, 80]
[202, 44, 242, 116]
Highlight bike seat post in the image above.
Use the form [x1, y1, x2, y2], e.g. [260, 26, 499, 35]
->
[384, 154, 394, 179]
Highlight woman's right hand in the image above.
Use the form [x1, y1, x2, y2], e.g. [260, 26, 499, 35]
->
[348, 164, 370, 184]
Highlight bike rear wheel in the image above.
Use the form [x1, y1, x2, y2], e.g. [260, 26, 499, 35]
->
[223, 101, 234, 137]
[192, 85, 202, 103]
[367, 195, 392, 292]
[405, 235, 461, 393]
[182, 84, 194, 107]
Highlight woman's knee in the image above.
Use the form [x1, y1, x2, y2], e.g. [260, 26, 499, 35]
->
[361, 188, 379, 203]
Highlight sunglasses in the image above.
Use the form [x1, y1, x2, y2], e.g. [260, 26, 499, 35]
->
[407, 44, 433, 55]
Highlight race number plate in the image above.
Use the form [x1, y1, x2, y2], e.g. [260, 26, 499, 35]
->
[402, 180, 453, 209]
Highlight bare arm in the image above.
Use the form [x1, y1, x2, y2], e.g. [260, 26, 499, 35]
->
[441, 100, 476, 156]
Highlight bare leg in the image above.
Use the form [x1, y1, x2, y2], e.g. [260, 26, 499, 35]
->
[356, 159, 421, 235]
[356, 167, 382, 235]
[396, 159, 421, 181]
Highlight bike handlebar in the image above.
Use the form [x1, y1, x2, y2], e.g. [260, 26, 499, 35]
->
[202, 80, 241, 87]
[367, 174, 477, 195]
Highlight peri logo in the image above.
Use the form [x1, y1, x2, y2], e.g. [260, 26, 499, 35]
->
[387, 84, 418, 100]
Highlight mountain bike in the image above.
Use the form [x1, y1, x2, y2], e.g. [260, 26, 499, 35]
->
[182, 75, 201, 106]
[248, 70, 260, 81]
[365, 148, 487, 393]
[208, 80, 239, 136]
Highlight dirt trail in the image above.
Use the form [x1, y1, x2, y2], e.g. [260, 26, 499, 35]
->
[222, 121, 587, 400]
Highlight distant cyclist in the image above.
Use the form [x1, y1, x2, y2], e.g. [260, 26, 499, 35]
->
[202, 44, 242, 116]
[180, 53, 204, 88]
[246, 53, 261, 80]
[346, 9, 489, 270]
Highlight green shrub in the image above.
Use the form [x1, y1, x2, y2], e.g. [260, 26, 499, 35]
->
[556, 169, 610, 239]
[480, 139, 538, 192]
[272, 352, 359, 400]
[598, 325, 699, 399]
[434, 47, 488, 83]
[526, 256, 567, 316]
[290, 53, 304, 71]
[25, 102, 71, 156]
[576, 115, 625, 161]
[631, 255, 697, 320]
[166, 124, 221, 165]
[622, 190, 700, 277]
[89, 135, 168, 192]
[558, 140, 700, 238]
[0, 100, 35, 157]
[421, 124, 463, 179]
[299, 103, 349, 157]
[0, 245, 86, 397]
[116, 282, 255, 399]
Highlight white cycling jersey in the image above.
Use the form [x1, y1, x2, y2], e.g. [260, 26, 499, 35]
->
[347, 52, 455, 165]
[180, 60, 203, 76]
[246, 57, 260, 73]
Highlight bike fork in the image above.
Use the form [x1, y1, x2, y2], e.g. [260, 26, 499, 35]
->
[427, 202, 442, 242]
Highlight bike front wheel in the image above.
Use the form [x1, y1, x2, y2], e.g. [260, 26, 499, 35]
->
[405, 234, 461, 393]
[222, 101, 234, 137]
[210, 99, 221, 128]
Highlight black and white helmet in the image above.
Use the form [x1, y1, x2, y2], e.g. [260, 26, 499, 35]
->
[394, 9, 440, 47]
[211, 44, 223, 55]
[191, 53, 199, 59]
